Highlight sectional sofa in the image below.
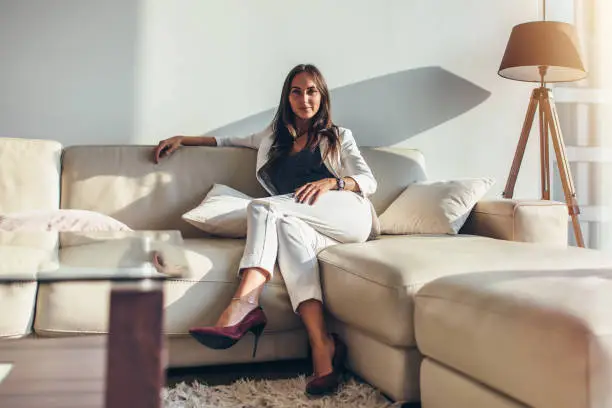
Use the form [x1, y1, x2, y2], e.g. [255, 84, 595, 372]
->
[2, 137, 612, 406]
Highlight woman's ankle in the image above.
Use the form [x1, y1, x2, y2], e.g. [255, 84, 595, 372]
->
[214, 299, 258, 327]
[309, 333, 333, 348]
[310, 340, 334, 377]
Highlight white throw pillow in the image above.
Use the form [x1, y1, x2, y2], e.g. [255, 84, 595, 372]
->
[182, 184, 253, 238]
[0, 209, 132, 232]
[379, 177, 495, 235]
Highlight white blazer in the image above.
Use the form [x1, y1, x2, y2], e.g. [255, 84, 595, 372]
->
[215, 126, 378, 198]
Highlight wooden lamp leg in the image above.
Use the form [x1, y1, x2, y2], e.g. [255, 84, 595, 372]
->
[504, 87, 584, 247]
[541, 90, 585, 247]
[503, 88, 540, 199]
[539, 89, 551, 200]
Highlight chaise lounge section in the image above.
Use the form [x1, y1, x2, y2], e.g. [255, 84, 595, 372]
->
[416, 267, 612, 408]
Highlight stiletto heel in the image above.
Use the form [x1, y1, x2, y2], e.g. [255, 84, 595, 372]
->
[189, 306, 268, 358]
[250, 323, 266, 358]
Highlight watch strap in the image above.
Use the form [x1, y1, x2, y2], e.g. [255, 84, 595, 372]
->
[336, 177, 345, 190]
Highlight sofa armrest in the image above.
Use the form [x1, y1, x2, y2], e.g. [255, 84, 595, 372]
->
[460, 199, 568, 246]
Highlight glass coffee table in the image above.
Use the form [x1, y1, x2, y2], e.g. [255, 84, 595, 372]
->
[0, 230, 190, 408]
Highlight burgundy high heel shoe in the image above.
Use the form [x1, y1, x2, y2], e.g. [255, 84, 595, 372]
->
[305, 333, 347, 396]
[188, 306, 267, 358]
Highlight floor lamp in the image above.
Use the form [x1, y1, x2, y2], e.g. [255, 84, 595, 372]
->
[498, 17, 587, 247]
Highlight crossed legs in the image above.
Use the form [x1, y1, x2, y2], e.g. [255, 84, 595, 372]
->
[215, 268, 335, 376]
[214, 193, 371, 376]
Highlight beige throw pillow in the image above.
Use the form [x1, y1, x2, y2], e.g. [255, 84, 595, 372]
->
[182, 184, 253, 238]
[379, 177, 495, 235]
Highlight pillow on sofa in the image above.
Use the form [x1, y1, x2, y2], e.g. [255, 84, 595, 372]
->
[182, 184, 253, 238]
[0, 209, 132, 231]
[379, 177, 495, 235]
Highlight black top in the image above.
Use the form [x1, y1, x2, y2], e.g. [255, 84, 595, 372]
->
[268, 145, 335, 195]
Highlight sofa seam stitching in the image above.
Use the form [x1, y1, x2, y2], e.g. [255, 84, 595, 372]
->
[318, 257, 420, 290]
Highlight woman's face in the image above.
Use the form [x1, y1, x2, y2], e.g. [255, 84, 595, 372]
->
[289, 72, 321, 121]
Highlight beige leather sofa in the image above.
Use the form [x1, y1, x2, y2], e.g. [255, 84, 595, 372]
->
[2, 137, 612, 405]
[416, 267, 612, 408]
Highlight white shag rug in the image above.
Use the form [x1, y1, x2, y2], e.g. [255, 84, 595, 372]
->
[163, 375, 402, 408]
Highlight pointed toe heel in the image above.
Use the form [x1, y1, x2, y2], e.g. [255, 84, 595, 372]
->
[305, 333, 347, 397]
[188, 306, 268, 358]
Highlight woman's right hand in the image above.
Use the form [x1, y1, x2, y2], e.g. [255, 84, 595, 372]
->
[153, 136, 184, 163]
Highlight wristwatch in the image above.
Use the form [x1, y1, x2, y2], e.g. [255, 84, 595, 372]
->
[336, 177, 345, 191]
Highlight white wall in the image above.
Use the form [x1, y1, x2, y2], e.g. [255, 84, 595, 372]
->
[0, 0, 139, 145]
[1, 0, 543, 198]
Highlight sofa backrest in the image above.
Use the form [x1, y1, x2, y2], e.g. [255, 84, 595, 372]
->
[0, 138, 62, 213]
[60, 145, 426, 237]
[360, 147, 426, 212]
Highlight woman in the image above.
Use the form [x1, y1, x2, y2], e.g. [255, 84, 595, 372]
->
[154, 64, 377, 396]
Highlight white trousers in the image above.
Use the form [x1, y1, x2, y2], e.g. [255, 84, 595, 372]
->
[239, 191, 373, 312]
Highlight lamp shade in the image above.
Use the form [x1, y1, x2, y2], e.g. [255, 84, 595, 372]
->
[498, 21, 586, 83]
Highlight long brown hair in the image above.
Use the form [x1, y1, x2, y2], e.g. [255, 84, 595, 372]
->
[268, 64, 340, 164]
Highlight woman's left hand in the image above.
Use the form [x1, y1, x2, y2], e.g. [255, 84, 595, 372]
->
[294, 178, 336, 205]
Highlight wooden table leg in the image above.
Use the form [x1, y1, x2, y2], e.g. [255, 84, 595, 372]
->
[105, 281, 164, 408]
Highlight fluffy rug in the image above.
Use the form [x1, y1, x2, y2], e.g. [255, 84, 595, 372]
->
[163, 375, 402, 408]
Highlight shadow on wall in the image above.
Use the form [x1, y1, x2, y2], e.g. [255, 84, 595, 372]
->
[207, 66, 491, 147]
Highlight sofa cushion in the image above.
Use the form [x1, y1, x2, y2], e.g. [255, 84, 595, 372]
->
[415, 268, 612, 408]
[379, 177, 494, 235]
[59, 146, 425, 235]
[182, 184, 252, 238]
[318, 235, 612, 348]
[33, 238, 301, 336]
[0, 138, 62, 214]
[359, 148, 426, 214]
[420, 358, 528, 408]
[0, 281, 38, 338]
[60, 146, 268, 238]
[461, 199, 569, 246]
[0, 243, 57, 338]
